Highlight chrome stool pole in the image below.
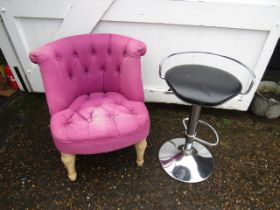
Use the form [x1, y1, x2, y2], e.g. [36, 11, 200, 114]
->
[183, 105, 201, 153]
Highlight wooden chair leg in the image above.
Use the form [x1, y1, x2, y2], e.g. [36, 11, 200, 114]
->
[135, 139, 147, 166]
[61, 153, 77, 181]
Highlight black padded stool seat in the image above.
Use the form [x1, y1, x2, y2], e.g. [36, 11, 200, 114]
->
[165, 65, 242, 106]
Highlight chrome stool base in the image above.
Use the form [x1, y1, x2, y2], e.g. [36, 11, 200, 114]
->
[159, 138, 213, 183]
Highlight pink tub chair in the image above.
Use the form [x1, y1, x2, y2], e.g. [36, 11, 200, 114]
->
[29, 34, 150, 181]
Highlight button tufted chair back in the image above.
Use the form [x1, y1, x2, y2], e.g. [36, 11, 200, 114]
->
[29, 34, 146, 115]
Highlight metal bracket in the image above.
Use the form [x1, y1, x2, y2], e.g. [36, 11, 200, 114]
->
[164, 88, 174, 94]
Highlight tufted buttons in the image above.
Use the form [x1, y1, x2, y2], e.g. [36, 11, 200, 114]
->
[123, 50, 127, 56]
[84, 67, 88, 73]
[73, 52, 78, 57]
[69, 73, 73, 79]
[56, 56, 61, 61]
[91, 49, 96, 55]
[108, 49, 111, 55]
[100, 65, 105, 72]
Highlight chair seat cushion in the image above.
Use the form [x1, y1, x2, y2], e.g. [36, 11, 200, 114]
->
[165, 65, 242, 106]
[50, 92, 150, 154]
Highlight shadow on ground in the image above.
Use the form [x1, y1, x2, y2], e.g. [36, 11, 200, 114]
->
[0, 93, 279, 209]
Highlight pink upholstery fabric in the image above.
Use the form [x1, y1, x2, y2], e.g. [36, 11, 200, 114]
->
[29, 34, 150, 154]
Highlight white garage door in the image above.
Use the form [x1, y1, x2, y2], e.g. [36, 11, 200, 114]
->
[0, 0, 280, 110]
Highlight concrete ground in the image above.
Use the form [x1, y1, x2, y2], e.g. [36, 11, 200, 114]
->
[0, 93, 279, 210]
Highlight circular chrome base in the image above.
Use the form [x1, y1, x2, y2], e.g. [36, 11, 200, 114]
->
[159, 138, 214, 183]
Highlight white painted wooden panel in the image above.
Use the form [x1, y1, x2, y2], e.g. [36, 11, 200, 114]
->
[15, 18, 62, 52]
[0, 0, 279, 110]
[186, 0, 280, 5]
[0, 0, 73, 18]
[102, 0, 280, 30]
[54, 0, 114, 39]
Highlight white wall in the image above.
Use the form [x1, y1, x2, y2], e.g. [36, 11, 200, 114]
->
[0, 0, 279, 110]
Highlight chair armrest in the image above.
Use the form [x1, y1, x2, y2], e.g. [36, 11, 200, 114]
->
[126, 38, 147, 58]
[29, 46, 75, 115]
[29, 45, 55, 64]
[120, 39, 147, 102]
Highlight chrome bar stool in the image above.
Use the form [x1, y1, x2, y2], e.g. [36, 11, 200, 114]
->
[158, 51, 255, 183]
